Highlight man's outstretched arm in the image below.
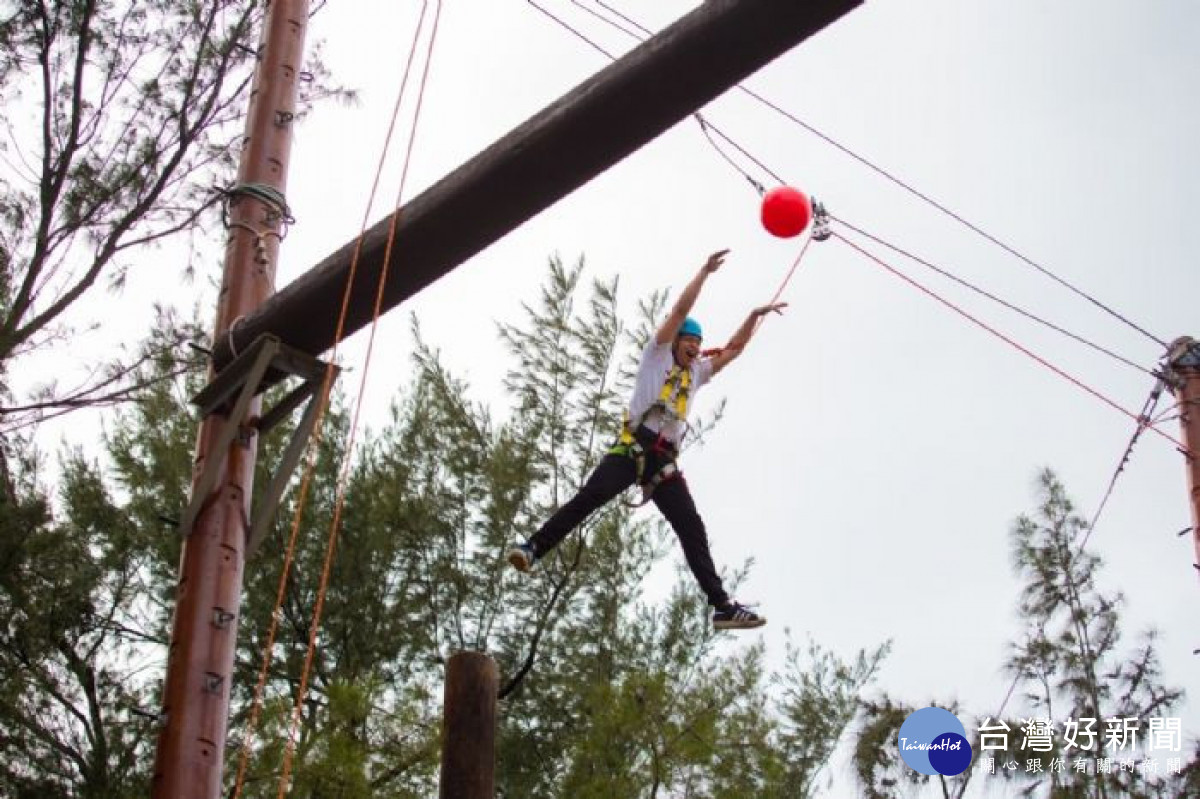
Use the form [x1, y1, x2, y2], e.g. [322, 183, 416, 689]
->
[709, 302, 788, 375]
[655, 249, 728, 345]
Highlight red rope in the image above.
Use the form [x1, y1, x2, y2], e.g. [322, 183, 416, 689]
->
[833, 231, 1188, 453]
[768, 234, 811, 307]
[580, 0, 1166, 349]
[275, 3, 444, 794]
[701, 235, 812, 358]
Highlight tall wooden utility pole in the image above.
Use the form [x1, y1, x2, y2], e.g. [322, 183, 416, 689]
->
[1165, 336, 1200, 581]
[152, 3, 310, 796]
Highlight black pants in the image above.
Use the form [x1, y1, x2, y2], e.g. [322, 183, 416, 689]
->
[527, 439, 730, 607]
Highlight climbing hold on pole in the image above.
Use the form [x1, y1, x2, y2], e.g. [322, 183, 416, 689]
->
[760, 186, 812, 238]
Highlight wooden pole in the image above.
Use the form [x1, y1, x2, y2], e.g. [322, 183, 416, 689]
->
[1165, 336, 1200, 583]
[440, 651, 499, 799]
[151, 3, 309, 796]
[211, 0, 861, 369]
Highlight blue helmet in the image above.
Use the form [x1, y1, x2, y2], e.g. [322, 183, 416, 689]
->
[678, 317, 703, 340]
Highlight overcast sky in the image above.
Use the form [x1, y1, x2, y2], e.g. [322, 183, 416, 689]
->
[37, 1, 1200, 794]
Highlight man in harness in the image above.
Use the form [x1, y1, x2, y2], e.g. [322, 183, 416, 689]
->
[508, 249, 785, 630]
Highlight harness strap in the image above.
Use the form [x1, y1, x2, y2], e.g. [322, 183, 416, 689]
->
[610, 363, 692, 505]
[659, 364, 690, 419]
[619, 364, 691, 446]
[634, 461, 680, 506]
[609, 426, 682, 507]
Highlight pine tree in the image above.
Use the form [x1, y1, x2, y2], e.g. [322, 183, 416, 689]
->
[850, 469, 1197, 799]
[0, 1, 347, 429]
[994, 468, 1191, 798]
[0, 357, 184, 796]
[1, 256, 890, 796]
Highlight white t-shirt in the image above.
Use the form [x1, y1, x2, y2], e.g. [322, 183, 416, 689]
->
[627, 340, 714, 444]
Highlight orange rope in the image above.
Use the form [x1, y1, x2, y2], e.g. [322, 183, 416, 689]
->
[753, 231, 813, 337]
[230, 2, 439, 796]
[275, 2, 444, 797]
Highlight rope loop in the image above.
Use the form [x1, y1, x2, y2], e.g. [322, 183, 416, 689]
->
[220, 182, 296, 234]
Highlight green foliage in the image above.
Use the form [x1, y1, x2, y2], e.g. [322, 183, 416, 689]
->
[0, 437, 160, 796]
[1, 256, 888, 796]
[853, 696, 985, 799]
[854, 695, 915, 799]
[991, 468, 1189, 798]
[850, 469, 1196, 798]
[774, 636, 891, 797]
[0, 0, 349, 424]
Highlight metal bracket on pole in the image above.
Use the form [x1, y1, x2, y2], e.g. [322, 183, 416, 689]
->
[811, 198, 832, 241]
[1164, 336, 1200, 388]
[180, 334, 337, 556]
[1168, 337, 1200, 368]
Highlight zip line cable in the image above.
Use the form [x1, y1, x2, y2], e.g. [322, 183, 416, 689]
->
[991, 374, 1165, 723]
[694, 113, 782, 193]
[695, 114, 766, 195]
[535, 1, 1156, 383]
[574, 0, 1168, 349]
[586, 0, 1188, 733]
[830, 246, 1179, 722]
[567, 0, 643, 41]
[830, 215, 1157, 379]
[530, 1, 806, 325]
[738, 76, 1169, 348]
[230, 3, 442, 796]
[530, 0, 1183, 449]
[276, 4, 443, 796]
[531, 0, 782, 196]
[831, 227, 1188, 454]
[527, 0, 614, 60]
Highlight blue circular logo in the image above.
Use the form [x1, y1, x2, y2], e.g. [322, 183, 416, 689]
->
[897, 707, 973, 776]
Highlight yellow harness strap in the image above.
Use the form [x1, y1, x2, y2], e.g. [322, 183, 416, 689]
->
[618, 365, 691, 445]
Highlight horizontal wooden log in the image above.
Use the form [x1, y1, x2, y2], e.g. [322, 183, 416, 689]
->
[212, 0, 860, 368]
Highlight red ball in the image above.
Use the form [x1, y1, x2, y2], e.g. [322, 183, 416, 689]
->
[760, 186, 812, 238]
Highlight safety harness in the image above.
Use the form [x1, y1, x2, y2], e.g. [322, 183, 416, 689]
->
[609, 364, 692, 506]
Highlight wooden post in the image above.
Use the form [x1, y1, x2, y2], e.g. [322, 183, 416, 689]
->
[1165, 336, 1200, 583]
[151, 3, 309, 795]
[440, 651, 499, 799]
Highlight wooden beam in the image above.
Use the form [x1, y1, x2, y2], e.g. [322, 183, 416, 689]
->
[212, 0, 860, 368]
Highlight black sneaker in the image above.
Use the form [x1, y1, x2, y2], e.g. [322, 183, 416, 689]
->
[712, 600, 766, 630]
[507, 542, 537, 573]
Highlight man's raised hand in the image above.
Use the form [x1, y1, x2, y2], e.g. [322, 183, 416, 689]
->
[751, 302, 788, 318]
[702, 249, 730, 274]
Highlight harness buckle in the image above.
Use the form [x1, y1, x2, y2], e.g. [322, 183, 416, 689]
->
[652, 430, 676, 456]
[634, 461, 680, 507]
